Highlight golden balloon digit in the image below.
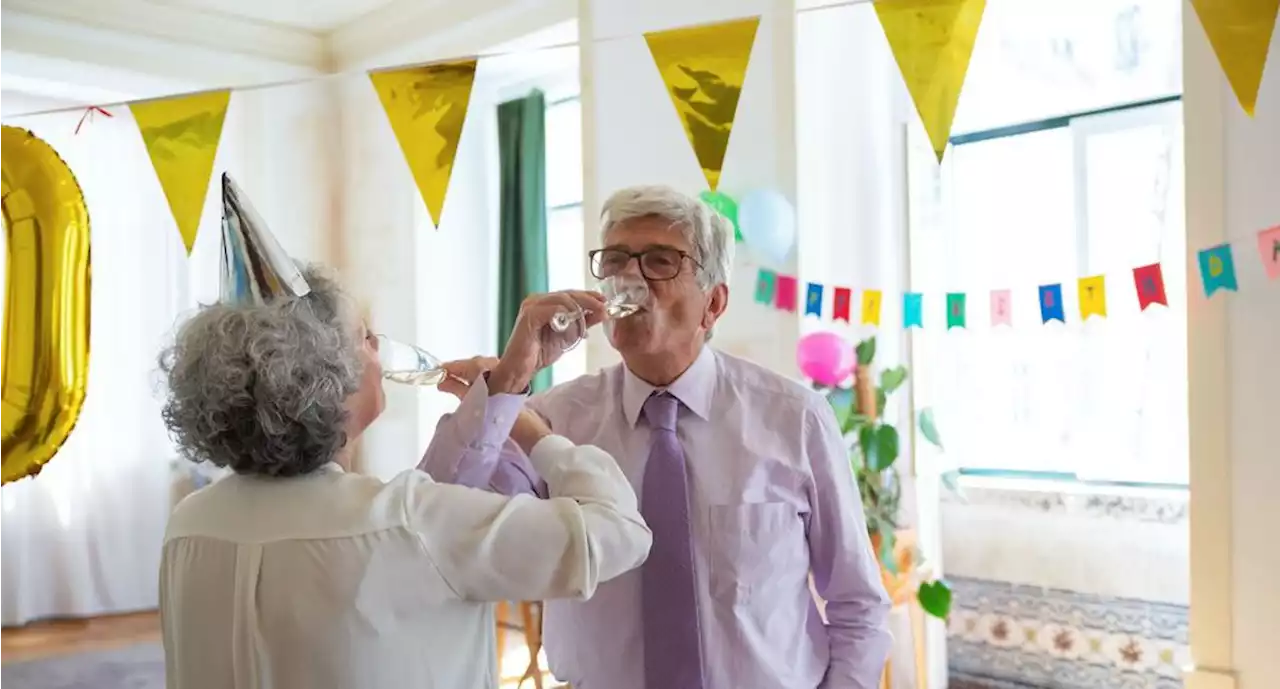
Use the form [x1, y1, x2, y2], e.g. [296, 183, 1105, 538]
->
[2, 125, 92, 485]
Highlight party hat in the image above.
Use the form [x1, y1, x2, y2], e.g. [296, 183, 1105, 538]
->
[219, 173, 311, 305]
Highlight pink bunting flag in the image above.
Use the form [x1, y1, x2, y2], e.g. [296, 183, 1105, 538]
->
[775, 275, 798, 312]
[990, 289, 1012, 327]
[1259, 225, 1280, 280]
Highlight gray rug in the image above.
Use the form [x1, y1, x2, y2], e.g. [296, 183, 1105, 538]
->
[1, 643, 164, 689]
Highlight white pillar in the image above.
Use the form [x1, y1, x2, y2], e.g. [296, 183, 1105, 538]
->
[1182, 2, 1280, 688]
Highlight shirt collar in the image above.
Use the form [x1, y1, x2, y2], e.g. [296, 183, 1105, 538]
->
[621, 346, 716, 428]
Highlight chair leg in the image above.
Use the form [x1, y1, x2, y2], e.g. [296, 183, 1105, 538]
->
[496, 601, 508, 674]
[911, 603, 928, 689]
[518, 602, 544, 689]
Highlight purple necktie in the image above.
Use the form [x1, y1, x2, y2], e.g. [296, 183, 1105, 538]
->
[641, 393, 705, 689]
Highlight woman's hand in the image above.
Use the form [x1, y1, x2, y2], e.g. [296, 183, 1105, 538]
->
[438, 356, 499, 400]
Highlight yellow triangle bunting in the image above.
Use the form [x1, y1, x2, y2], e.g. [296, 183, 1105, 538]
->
[1190, 0, 1280, 116]
[644, 17, 760, 191]
[875, 0, 986, 162]
[370, 60, 478, 228]
[130, 90, 231, 254]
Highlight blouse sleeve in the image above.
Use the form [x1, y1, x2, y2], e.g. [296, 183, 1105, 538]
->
[403, 435, 652, 602]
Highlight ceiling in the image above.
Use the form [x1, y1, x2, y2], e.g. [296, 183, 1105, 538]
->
[1, 0, 575, 116]
[145, 0, 399, 34]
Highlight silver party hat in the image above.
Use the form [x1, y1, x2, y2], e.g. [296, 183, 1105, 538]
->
[219, 173, 311, 305]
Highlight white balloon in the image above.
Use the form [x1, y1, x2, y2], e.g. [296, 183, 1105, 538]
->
[737, 189, 796, 265]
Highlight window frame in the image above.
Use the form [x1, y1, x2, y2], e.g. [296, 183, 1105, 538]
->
[908, 94, 1188, 490]
[544, 95, 587, 386]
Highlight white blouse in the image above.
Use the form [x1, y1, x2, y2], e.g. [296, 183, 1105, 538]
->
[160, 435, 651, 689]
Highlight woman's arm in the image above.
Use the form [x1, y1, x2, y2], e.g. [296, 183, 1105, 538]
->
[405, 435, 651, 602]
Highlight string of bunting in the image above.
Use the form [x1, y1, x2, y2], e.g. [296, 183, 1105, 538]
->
[755, 225, 1280, 328]
[5, 0, 1275, 255]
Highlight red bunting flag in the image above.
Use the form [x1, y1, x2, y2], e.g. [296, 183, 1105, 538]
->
[775, 275, 798, 312]
[833, 287, 852, 322]
[1132, 263, 1167, 310]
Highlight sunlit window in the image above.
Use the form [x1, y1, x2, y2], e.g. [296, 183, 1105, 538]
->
[545, 96, 587, 384]
[909, 0, 1187, 485]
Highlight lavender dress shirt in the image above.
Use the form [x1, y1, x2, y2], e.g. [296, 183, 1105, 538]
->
[419, 346, 892, 689]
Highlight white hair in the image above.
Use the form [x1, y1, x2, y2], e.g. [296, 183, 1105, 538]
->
[599, 185, 735, 291]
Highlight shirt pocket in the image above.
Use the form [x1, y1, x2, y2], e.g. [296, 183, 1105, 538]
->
[706, 502, 806, 602]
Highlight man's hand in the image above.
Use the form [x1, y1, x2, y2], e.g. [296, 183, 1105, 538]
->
[438, 356, 499, 400]
[489, 290, 607, 394]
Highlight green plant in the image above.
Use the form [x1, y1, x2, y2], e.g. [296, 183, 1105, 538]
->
[819, 335, 956, 620]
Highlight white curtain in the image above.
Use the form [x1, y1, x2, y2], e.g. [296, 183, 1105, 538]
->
[1, 102, 217, 625]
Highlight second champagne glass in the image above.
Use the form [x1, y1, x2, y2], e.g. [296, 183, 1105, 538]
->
[376, 335, 451, 386]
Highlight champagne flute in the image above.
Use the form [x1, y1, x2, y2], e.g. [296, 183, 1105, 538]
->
[548, 276, 649, 345]
[376, 335, 460, 387]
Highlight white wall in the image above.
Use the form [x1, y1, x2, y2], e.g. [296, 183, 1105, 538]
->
[338, 37, 579, 480]
[579, 0, 800, 376]
[1183, 2, 1280, 687]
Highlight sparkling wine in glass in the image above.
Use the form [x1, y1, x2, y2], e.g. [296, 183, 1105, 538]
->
[376, 335, 449, 386]
[548, 276, 649, 342]
[599, 274, 649, 319]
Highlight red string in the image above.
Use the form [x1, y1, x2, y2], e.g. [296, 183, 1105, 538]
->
[74, 106, 114, 135]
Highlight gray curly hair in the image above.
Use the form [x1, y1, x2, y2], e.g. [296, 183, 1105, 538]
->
[159, 266, 362, 477]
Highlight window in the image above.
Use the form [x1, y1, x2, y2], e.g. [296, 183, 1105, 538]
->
[545, 96, 587, 384]
[908, 0, 1187, 486]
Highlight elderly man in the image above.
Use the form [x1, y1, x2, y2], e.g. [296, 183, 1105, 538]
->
[421, 185, 891, 689]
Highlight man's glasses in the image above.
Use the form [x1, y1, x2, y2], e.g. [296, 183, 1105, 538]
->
[588, 248, 700, 281]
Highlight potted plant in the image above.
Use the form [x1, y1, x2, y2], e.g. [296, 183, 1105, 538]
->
[817, 335, 955, 620]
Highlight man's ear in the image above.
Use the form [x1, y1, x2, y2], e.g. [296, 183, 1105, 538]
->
[702, 283, 729, 331]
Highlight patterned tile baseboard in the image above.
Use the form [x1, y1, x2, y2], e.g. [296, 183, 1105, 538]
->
[946, 576, 1189, 689]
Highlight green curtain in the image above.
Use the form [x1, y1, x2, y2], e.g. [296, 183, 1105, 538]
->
[496, 90, 552, 392]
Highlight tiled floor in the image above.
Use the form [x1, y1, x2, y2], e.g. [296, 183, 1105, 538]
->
[1, 610, 558, 688]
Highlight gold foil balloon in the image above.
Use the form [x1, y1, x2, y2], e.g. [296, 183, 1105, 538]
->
[1, 126, 92, 485]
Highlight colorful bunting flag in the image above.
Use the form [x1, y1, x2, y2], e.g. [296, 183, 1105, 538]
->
[775, 275, 799, 312]
[1039, 284, 1065, 323]
[1198, 244, 1239, 296]
[946, 293, 966, 329]
[903, 293, 924, 329]
[1258, 225, 1280, 280]
[861, 289, 883, 326]
[1188, 0, 1280, 117]
[1133, 263, 1168, 310]
[129, 90, 231, 253]
[754, 268, 776, 304]
[833, 287, 853, 322]
[644, 17, 760, 191]
[875, 0, 987, 161]
[1078, 275, 1108, 320]
[369, 59, 478, 228]
[805, 282, 824, 317]
[990, 289, 1012, 326]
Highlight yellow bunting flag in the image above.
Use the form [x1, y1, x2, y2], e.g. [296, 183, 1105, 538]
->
[1190, 0, 1280, 116]
[861, 289, 883, 326]
[130, 90, 231, 253]
[645, 17, 760, 191]
[369, 60, 478, 227]
[875, 0, 986, 162]
[1078, 275, 1108, 320]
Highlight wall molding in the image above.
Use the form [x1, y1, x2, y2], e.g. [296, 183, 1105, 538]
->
[1, 0, 324, 68]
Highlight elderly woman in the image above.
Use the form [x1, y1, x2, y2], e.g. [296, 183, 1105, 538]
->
[158, 262, 650, 689]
